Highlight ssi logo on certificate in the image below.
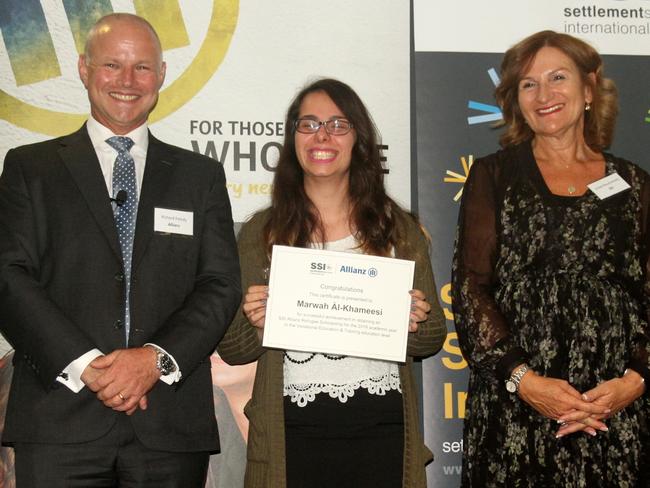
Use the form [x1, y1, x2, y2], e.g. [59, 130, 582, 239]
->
[309, 262, 334, 274]
[309, 261, 379, 278]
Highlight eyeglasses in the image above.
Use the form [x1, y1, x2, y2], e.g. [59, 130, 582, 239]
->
[294, 117, 354, 135]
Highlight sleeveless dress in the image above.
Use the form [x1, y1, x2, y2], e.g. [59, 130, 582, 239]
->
[452, 142, 650, 487]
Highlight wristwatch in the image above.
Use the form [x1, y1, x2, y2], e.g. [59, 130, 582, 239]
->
[505, 364, 529, 393]
[149, 346, 177, 376]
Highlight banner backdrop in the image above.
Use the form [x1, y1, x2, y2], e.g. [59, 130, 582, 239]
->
[2, 1, 650, 487]
[0, 0, 412, 221]
[0, 2, 410, 487]
[414, 1, 650, 486]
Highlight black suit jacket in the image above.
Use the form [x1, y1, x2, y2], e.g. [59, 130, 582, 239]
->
[0, 125, 241, 452]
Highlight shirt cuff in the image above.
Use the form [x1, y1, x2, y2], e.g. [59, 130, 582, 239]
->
[57, 349, 103, 393]
[144, 343, 182, 384]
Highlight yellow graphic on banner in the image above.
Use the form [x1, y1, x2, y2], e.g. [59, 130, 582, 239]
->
[0, 0, 238, 136]
[444, 154, 474, 202]
[444, 382, 467, 419]
[439, 283, 468, 419]
[135, 0, 190, 51]
[441, 332, 467, 371]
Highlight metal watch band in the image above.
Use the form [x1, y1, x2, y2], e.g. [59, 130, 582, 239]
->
[148, 345, 177, 376]
[505, 364, 529, 393]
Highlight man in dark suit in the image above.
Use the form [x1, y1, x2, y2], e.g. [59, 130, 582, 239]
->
[0, 13, 241, 487]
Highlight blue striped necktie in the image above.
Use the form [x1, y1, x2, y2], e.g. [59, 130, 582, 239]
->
[106, 136, 138, 342]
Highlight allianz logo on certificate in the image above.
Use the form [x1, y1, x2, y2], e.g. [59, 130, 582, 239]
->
[339, 265, 378, 277]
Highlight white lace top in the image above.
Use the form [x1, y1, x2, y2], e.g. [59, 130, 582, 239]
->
[283, 235, 402, 407]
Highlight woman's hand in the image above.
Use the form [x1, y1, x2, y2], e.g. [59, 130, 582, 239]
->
[408, 289, 432, 332]
[517, 371, 610, 436]
[242, 285, 269, 338]
[555, 370, 646, 437]
[581, 370, 646, 415]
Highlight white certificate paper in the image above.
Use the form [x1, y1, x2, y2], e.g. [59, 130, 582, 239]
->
[263, 245, 415, 362]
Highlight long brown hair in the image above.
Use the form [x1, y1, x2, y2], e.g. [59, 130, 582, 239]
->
[495, 30, 618, 150]
[263, 78, 402, 257]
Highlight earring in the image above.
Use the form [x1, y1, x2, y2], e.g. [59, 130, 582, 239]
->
[585, 102, 591, 111]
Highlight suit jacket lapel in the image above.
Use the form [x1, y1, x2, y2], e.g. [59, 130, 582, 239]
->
[59, 125, 122, 261]
[132, 133, 175, 271]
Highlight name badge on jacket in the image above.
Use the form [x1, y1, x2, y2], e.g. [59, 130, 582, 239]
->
[154, 207, 194, 236]
[587, 172, 630, 200]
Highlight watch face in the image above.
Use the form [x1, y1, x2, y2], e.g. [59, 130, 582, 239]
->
[505, 380, 516, 393]
[159, 354, 176, 375]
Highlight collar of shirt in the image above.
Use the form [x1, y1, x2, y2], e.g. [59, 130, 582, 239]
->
[86, 115, 149, 195]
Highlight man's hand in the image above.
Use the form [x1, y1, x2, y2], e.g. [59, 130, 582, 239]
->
[81, 361, 106, 389]
[88, 347, 160, 414]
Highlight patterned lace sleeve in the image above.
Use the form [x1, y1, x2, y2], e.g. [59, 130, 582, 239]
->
[451, 155, 528, 382]
[627, 167, 650, 386]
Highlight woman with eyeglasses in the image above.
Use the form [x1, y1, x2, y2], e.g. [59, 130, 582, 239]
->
[217, 78, 446, 488]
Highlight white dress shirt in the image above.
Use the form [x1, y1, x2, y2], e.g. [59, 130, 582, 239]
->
[57, 116, 180, 392]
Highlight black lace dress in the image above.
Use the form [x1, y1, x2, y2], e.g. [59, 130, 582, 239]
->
[452, 142, 650, 487]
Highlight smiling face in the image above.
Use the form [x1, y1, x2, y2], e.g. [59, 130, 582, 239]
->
[78, 17, 166, 134]
[517, 46, 593, 141]
[294, 91, 356, 183]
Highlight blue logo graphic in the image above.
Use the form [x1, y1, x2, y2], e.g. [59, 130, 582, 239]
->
[467, 68, 502, 125]
[368, 268, 378, 278]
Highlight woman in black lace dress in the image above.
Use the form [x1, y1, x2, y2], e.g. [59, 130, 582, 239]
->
[452, 31, 649, 487]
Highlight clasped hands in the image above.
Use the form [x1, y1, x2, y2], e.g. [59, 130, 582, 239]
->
[80, 347, 160, 415]
[517, 369, 645, 438]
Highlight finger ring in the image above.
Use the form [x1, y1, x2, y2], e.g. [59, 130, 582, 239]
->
[118, 393, 125, 401]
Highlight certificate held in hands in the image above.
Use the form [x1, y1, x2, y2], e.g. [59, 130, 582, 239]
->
[262, 245, 415, 362]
